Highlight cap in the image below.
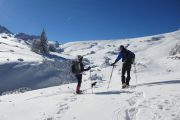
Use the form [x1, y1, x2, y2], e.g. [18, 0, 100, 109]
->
[77, 55, 83, 60]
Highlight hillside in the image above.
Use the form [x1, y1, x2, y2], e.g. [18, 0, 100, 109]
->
[0, 30, 180, 120]
[0, 33, 75, 93]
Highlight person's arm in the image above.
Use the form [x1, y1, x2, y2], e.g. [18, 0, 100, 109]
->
[80, 63, 90, 71]
[111, 53, 122, 66]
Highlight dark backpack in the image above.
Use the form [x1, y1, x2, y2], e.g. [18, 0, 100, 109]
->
[71, 60, 82, 74]
[123, 50, 135, 64]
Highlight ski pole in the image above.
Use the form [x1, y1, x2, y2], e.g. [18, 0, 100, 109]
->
[134, 63, 138, 83]
[90, 70, 93, 93]
[107, 65, 115, 89]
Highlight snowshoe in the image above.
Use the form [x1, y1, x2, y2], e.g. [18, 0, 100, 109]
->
[122, 83, 126, 89]
[76, 90, 83, 94]
[126, 85, 136, 89]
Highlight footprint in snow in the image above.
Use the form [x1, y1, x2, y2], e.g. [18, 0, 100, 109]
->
[150, 97, 157, 100]
[63, 97, 68, 101]
[127, 92, 144, 106]
[45, 117, 54, 120]
[124, 92, 145, 120]
[70, 96, 77, 102]
[56, 103, 69, 114]
[157, 105, 163, 109]
[164, 99, 169, 104]
[125, 107, 138, 120]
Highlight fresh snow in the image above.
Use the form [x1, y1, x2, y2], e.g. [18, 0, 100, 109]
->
[0, 33, 76, 93]
[0, 30, 180, 120]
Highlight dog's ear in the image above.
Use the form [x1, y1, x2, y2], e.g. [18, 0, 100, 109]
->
[94, 82, 97, 85]
[91, 82, 97, 87]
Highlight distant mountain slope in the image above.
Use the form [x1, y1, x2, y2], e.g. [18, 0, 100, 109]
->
[0, 24, 39, 41]
[0, 25, 12, 34]
[15, 32, 39, 41]
[61, 30, 180, 82]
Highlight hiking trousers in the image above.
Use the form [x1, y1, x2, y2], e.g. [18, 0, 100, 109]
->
[75, 74, 82, 92]
[121, 63, 131, 85]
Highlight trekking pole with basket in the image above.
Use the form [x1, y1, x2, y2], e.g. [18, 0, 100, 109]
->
[107, 65, 115, 89]
[90, 69, 93, 93]
[134, 63, 138, 84]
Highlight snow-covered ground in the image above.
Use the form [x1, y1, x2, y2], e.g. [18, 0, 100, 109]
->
[0, 33, 76, 93]
[0, 30, 180, 120]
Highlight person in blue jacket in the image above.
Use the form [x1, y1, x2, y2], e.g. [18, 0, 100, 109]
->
[111, 45, 135, 88]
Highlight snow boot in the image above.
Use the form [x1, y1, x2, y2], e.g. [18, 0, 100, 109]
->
[76, 90, 83, 94]
[76, 85, 81, 94]
[122, 83, 126, 89]
[126, 84, 129, 88]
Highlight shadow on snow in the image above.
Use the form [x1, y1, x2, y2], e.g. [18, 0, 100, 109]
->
[137, 79, 180, 87]
[95, 90, 134, 95]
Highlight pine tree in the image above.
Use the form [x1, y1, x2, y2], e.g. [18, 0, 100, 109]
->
[31, 39, 41, 53]
[39, 29, 49, 54]
[55, 41, 60, 48]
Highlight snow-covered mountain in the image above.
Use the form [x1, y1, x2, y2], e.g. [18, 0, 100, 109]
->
[15, 32, 39, 41]
[0, 25, 12, 34]
[0, 30, 180, 120]
[0, 25, 39, 41]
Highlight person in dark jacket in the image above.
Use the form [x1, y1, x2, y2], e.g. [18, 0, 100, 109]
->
[75, 55, 91, 94]
[111, 45, 135, 88]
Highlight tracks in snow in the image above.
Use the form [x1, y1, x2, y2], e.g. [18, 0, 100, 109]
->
[113, 85, 180, 120]
[43, 94, 77, 120]
[125, 92, 145, 120]
[111, 87, 145, 120]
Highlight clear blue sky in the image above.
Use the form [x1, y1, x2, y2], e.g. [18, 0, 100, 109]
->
[0, 0, 180, 43]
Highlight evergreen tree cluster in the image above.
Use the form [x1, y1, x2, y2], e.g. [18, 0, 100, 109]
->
[31, 29, 60, 54]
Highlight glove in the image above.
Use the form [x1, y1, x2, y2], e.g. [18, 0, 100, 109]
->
[87, 66, 91, 70]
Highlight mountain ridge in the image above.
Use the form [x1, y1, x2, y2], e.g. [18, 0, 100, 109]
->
[0, 24, 39, 40]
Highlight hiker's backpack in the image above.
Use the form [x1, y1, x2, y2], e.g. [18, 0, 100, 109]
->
[122, 50, 135, 64]
[71, 60, 82, 74]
